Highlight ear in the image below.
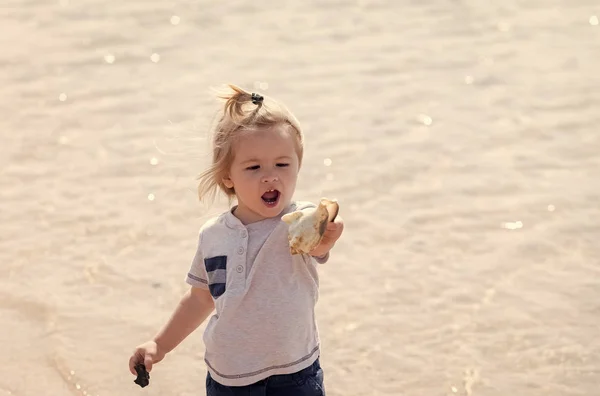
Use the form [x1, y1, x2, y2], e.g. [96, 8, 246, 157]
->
[222, 175, 234, 189]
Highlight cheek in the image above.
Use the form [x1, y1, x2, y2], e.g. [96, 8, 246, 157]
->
[232, 172, 256, 191]
[283, 167, 299, 185]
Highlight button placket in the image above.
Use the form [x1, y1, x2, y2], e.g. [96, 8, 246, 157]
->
[236, 233, 247, 279]
[237, 241, 245, 275]
[226, 229, 248, 295]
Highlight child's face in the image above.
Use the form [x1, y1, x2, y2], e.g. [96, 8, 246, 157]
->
[224, 125, 300, 224]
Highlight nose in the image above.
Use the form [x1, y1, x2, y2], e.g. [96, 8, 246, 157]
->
[261, 173, 279, 183]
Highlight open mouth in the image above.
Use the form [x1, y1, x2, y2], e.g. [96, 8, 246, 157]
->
[261, 189, 281, 208]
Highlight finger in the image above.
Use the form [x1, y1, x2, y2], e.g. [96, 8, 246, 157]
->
[144, 355, 154, 372]
[129, 354, 139, 375]
[327, 224, 343, 234]
[326, 223, 338, 231]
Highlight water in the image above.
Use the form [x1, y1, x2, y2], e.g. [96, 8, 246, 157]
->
[1, 1, 599, 395]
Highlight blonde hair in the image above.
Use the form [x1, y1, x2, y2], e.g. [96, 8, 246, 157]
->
[197, 84, 304, 204]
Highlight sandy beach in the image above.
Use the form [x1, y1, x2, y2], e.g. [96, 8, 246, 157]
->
[1, 1, 600, 395]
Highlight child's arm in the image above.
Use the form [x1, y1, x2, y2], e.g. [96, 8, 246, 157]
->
[129, 286, 214, 374]
[154, 286, 214, 353]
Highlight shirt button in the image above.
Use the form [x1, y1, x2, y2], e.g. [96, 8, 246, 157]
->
[237, 247, 244, 255]
[240, 230, 247, 238]
[236, 265, 244, 273]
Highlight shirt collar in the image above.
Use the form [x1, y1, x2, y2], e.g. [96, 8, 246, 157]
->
[224, 202, 298, 229]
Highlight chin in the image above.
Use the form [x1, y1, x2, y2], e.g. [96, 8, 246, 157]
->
[260, 202, 283, 216]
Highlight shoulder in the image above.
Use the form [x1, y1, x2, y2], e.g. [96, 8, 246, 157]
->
[196, 211, 239, 256]
[197, 211, 231, 238]
[199, 214, 224, 231]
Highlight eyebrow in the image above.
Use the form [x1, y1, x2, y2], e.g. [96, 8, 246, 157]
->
[240, 156, 292, 165]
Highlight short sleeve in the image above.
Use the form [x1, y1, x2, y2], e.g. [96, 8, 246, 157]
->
[185, 231, 209, 289]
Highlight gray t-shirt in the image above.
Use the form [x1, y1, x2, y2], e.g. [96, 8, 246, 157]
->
[186, 201, 328, 386]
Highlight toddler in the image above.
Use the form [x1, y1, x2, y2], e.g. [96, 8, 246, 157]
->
[128, 85, 344, 396]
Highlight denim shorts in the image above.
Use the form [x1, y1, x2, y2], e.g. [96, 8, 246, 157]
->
[206, 358, 325, 396]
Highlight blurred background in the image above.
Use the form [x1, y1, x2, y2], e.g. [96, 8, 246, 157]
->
[1, 1, 599, 395]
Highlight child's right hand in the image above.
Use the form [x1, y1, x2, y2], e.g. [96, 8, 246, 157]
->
[128, 340, 165, 375]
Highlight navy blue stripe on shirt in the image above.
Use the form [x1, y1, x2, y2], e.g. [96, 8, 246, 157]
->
[204, 256, 227, 272]
[209, 283, 226, 298]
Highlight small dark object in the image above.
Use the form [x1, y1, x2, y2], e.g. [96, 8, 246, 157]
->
[251, 93, 264, 105]
[134, 364, 150, 388]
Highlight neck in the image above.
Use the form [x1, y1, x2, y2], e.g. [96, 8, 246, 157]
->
[232, 202, 292, 225]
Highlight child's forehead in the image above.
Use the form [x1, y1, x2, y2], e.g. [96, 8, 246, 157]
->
[233, 126, 297, 158]
[237, 124, 289, 140]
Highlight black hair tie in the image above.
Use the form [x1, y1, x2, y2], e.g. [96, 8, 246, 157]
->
[251, 93, 264, 105]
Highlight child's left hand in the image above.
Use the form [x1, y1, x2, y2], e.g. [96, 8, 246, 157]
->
[310, 216, 344, 258]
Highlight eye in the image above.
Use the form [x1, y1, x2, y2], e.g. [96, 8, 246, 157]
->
[276, 163, 289, 167]
[245, 165, 260, 171]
